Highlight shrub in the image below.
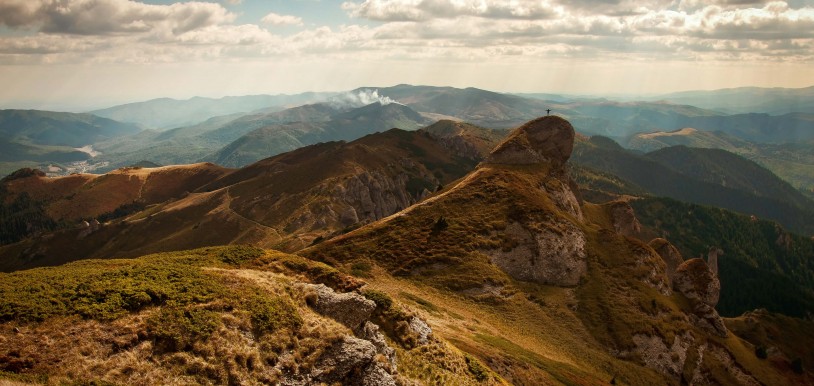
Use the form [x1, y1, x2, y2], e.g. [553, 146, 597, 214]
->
[464, 354, 489, 381]
[148, 306, 220, 352]
[218, 245, 265, 266]
[245, 290, 302, 337]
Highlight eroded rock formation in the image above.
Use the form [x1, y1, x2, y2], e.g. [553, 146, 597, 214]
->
[674, 258, 727, 337]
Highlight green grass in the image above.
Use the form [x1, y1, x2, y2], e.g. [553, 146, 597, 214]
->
[0, 245, 295, 326]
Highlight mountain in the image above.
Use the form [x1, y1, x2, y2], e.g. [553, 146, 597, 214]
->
[0, 109, 141, 147]
[0, 126, 495, 271]
[0, 109, 143, 176]
[369, 84, 559, 128]
[206, 102, 433, 168]
[1, 116, 812, 384]
[646, 146, 813, 210]
[651, 86, 814, 115]
[303, 116, 810, 384]
[629, 129, 814, 195]
[0, 163, 231, 246]
[572, 136, 814, 235]
[90, 92, 335, 130]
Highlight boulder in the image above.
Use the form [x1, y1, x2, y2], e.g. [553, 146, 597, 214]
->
[486, 116, 575, 166]
[312, 336, 376, 383]
[674, 258, 719, 307]
[485, 220, 587, 287]
[362, 321, 397, 371]
[303, 284, 376, 332]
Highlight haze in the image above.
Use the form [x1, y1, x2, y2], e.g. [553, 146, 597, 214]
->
[1, 0, 813, 111]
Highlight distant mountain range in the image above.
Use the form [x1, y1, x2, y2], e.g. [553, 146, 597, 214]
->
[90, 92, 335, 130]
[648, 86, 814, 115]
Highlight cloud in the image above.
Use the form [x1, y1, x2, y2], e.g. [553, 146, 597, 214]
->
[342, 0, 561, 21]
[1, 0, 813, 67]
[0, 0, 234, 36]
[261, 12, 304, 26]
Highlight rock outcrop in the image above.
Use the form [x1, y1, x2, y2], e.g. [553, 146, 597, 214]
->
[487, 221, 587, 286]
[480, 116, 588, 287]
[707, 246, 722, 276]
[302, 283, 376, 333]
[649, 238, 684, 283]
[674, 258, 727, 337]
[486, 116, 575, 166]
[299, 284, 399, 385]
[609, 201, 641, 237]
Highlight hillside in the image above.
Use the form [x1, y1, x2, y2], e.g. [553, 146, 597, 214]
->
[571, 136, 814, 235]
[303, 116, 812, 384]
[645, 146, 813, 210]
[90, 92, 334, 130]
[0, 245, 496, 385]
[0, 128, 493, 271]
[2, 116, 813, 385]
[628, 129, 814, 195]
[205, 102, 433, 168]
[0, 163, 231, 245]
[0, 110, 141, 148]
[630, 197, 814, 318]
[0, 110, 142, 176]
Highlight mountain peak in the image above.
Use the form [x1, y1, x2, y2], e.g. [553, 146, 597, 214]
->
[486, 115, 574, 166]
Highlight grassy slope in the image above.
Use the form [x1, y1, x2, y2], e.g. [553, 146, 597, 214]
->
[303, 162, 801, 385]
[0, 129, 482, 271]
[0, 245, 498, 385]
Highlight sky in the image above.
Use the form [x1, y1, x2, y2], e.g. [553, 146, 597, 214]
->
[1, 0, 813, 111]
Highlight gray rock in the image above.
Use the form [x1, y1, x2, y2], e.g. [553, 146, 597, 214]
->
[674, 258, 727, 337]
[362, 321, 397, 371]
[304, 284, 376, 332]
[408, 316, 432, 346]
[313, 336, 376, 383]
[674, 258, 720, 307]
[485, 220, 587, 287]
[363, 362, 397, 386]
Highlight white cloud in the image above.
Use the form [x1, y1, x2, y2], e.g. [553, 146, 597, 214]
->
[0, 0, 813, 68]
[342, 0, 562, 21]
[261, 12, 304, 26]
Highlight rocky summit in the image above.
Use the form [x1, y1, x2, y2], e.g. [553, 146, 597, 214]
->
[486, 115, 575, 166]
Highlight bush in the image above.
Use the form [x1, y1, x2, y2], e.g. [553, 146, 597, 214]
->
[245, 290, 302, 337]
[464, 354, 489, 381]
[148, 306, 220, 352]
[218, 245, 264, 266]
